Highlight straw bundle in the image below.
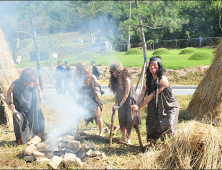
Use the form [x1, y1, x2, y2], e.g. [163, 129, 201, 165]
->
[138, 121, 222, 169]
[186, 39, 222, 120]
[0, 26, 19, 130]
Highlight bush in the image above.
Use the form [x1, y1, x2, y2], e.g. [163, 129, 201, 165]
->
[152, 48, 171, 55]
[188, 52, 212, 60]
[101, 49, 117, 56]
[179, 47, 197, 55]
[125, 48, 143, 55]
[76, 51, 97, 60]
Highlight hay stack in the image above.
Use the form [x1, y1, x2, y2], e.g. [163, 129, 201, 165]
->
[186, 40, 222, 120]
[0, 26, 19, 130]
[138, 121, 222, 169]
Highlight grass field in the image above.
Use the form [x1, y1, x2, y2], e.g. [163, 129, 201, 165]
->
[17, 48, 215, 70]
[0, 94, 192, 169]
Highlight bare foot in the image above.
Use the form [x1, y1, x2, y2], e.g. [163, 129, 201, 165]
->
[120, 139, 127, 143]
[127, 139, 131, 144]
[96, 133, 103, 136]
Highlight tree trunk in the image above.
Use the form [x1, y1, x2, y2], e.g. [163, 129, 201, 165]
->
[135, 0, 147, 63]
[30, 17, 43, 91]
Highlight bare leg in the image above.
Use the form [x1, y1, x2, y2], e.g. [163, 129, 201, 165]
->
[120, 126, 127, 142]
[127, 128, 133, 144]
[96, 107, 103, 136]
[96, 117, 103, 136]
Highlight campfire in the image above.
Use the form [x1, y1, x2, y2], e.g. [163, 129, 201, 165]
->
[23, 133, 106, 169]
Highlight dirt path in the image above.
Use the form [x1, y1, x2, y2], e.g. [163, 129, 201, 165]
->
[16, 65, 209, 86]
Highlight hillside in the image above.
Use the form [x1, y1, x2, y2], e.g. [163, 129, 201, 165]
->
[18, 30, 102, 63]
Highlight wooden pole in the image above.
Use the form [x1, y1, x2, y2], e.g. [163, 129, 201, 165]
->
[135, 0, 148, 91]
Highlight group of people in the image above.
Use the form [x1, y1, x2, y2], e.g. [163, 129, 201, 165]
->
[6, 56, 180, 147]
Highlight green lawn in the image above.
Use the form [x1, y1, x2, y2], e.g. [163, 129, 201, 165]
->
[17, 48, 215, 70]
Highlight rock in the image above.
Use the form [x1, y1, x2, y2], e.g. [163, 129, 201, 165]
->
[27, 136, 41, 145]
[77, 151, 86, 159]
[86, 149, 94, 157]
[58, 142, 67, 148]
[33, 151, 45, 159]
[24, 145, 37, 156]
[48, 156, 62, 169]
[100, 152, 106, 159]
[62, 135, 74, 142]
[24, 155, 36, 162]
[83, 141, 95, 151]
[36, 158, 51, 163]
[92, 151, 101, 157]
[36, 142, 46, 151]
[62, 153, 83, 167]
[67, 141, 80, 150]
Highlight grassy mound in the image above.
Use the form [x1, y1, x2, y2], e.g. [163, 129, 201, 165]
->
[152, 48, 171, 55]
[101, 49, 117, 56]
[76, 51, 97, 60]
[125, 48, 143, 55]
[179, 47, 197, 55]
[188, 52, 212, 60]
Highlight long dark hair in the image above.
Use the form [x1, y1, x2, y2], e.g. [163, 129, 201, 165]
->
[109, 68, 131, 93]
[19, 68, 37, 84]
[146, 56, 165, 95]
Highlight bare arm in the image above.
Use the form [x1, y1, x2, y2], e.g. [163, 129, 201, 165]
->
[34, 79, 46, 106]
[132, 76, 169, 112]
[119, 78, 130, 106]
[112, 78, 131, 111]
[7, 84, 14, 104]
[137, 78, 147, 106]
[7, 84, 15, 111]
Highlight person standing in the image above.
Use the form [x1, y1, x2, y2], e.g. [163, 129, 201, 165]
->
[91, 61, 100, 80]
[6, 68, 45, 145]
[73, 62, 103, 136]
[54, 60, 65, 95]
[198, 36, 204, 47]
[131, 56, 180, 146]
[109, 61, 139, 144]
[63, 60, 73, 95]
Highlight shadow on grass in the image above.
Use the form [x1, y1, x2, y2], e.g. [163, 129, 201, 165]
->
[81, 137, 142, 156]
[0, 140, 17, 147]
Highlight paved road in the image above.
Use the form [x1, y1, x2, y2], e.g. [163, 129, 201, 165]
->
[43, 85, 197, 97]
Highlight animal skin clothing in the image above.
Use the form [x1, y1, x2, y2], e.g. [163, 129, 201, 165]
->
[75, 75, 102, 124]
[116, 81, 139, 135]
[12, 79, 45, 144]
[146, 85, 180, 141]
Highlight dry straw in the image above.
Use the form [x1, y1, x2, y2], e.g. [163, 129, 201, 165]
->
[138, 121, 222, 169]
[0, 26, 19, 130]
[186, 39, 222, 120]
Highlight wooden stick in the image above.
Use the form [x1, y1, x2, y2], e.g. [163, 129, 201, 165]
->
[80, 132, 140, 148]
[109, 110, 115, 146]
[103, 120, 118, 129]
[113, 125, 120, 135]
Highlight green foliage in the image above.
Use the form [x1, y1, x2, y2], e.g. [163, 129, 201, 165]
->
[125, 48, 143, 55]
[101, 49, 117, 56]
[179, 47, 197, 55]
[152, 48, 171, 55]
[76, 51, 97, 60]
[188, 52, 213, 60]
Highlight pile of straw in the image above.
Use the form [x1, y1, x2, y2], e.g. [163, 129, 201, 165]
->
[0, 26, 19, 94]
[138, 121, 222, 169]
[186, 39, 222, 120]
[0, 26, 19, 130]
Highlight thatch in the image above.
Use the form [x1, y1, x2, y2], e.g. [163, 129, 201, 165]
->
[138, 121, 222, 169]
[186, 39, 222, 120]
[0, 26, 19, 130]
